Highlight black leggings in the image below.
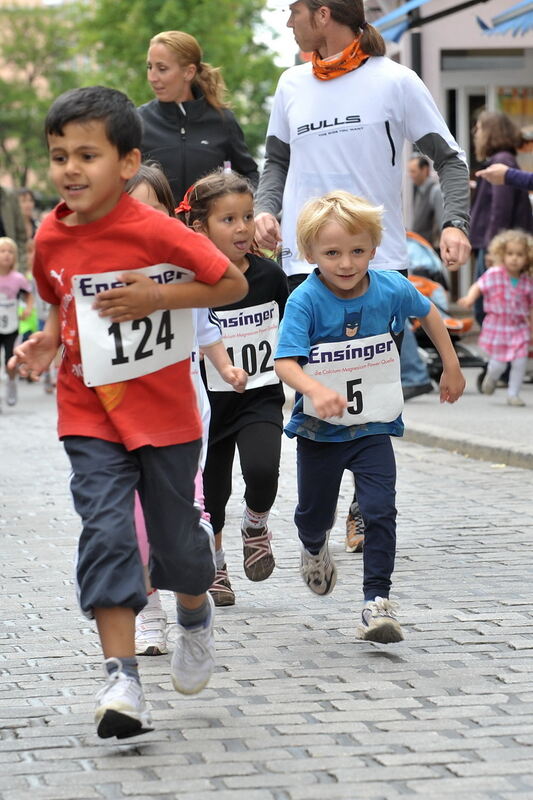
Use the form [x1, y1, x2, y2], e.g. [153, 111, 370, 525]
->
[0, 332, 18, 370]
[203, 422, 282, 534]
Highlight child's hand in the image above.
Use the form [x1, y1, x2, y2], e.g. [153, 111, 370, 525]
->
[20, 307, 31, 320]
[439, 365, 465, 404]
[456, 296, 471, 309]
[94, 272, 163, 322]
[8, 332, 58, 380]
[220, 365, 248, 393]
[308, 384, 347, 418]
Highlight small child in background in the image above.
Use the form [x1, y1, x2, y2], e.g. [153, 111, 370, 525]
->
[458, 229, 533, 407]
[177, 169, 288, 607]
[125, 163, 246, 655]
[0, 237, 33, 406]
[275, 191, 464, 643]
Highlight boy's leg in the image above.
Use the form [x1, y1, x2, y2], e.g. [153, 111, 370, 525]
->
[295, 437, 344, 595]
[350, 435, 403, 643]
[237, 422, 281, 581]
[138, 439, 214, 595]
[63, 436, 152, 738]
[350, 435, 397, 601]
[64, 436, 146, 619]
[138, 440, 216, 695]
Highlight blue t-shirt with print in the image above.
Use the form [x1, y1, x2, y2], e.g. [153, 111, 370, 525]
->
[275, 269, 431, 442]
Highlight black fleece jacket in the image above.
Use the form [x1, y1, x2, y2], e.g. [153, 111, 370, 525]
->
[138, 90, 259, 205]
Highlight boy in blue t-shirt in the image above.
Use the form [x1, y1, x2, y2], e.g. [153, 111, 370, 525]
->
[275, 191, 465, 643]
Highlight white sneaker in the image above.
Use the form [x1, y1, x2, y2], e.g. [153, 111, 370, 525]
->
[6, 379, 17, 406]
[135, 595, 168, 656]
[356, 596, 404, 643]
[94, 658, 153, 739]
[507, 395, 525, 407]
[171, 594, 215, 695]
[300, 532, 337, 595]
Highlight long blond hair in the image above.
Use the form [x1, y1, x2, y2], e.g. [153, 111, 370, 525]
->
[149, 31, 227, 109]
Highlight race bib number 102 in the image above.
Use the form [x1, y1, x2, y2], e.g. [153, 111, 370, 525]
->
[73, 264, 194, 387]
[204, 301, 280, 391]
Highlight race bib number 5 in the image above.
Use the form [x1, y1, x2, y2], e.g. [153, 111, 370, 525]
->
[205, 301, 280, 391]
[73, 264, 194, 387]
[303, 332, 403, 426]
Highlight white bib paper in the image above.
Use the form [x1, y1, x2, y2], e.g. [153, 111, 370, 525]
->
[205, 301, 280, 391]
[0, 293, 19, 334]
[73, 264, 194, 387]
[303, 332, 403, 426]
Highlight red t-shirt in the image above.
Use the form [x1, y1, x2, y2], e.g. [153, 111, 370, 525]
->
[34, 193, 230, 450]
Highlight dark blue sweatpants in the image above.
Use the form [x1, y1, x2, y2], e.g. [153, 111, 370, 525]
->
[64, 436, 215, 618]
[295, 434, 397, 601]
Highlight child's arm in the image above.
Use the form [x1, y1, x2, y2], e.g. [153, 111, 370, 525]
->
[19, 290, 34, 320]
[418, 304, 465, 403]
[8, 305, 60, 378]
[457, 282, 482, 309]
[201, 339, 248, 393]
[94, 263, 248, 323]
[275, 356, 347, 418]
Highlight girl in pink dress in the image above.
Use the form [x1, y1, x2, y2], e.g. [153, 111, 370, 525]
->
[458, 229, 533, 406]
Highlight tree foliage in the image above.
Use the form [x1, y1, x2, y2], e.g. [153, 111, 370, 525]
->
[0, 1, 281, 188]
[78, 0, 282, 154]
[0, 5, 80, 189]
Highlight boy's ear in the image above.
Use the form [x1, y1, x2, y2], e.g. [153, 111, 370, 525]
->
[120, 148, 142, 181]
[303, 250, 315, 265]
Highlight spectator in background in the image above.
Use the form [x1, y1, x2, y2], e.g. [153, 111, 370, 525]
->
[476, 163, 533, 192]
[138, 30, 258, 206]
[0, 186, 27, 270]
[408, 155, 444, 251]
[17, 188, 39, 242]
[470, 111, 533, 325]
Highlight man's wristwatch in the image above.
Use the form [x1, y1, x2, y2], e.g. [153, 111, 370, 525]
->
[442, 219, 469, 236]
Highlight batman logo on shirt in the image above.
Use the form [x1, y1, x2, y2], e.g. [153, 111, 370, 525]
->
[343, 309, 361, 338]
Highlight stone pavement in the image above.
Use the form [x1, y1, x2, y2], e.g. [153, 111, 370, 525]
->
[402, 366, 533, 471]
[2, 380, 533, 800]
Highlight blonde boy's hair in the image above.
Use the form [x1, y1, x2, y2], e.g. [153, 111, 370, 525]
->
[0, 237, 18, 271]
[487, 229, 533, 276]
[297, 191, 384, 259]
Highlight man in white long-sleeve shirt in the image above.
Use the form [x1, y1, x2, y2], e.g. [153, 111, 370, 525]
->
[255, 0, 471, 292]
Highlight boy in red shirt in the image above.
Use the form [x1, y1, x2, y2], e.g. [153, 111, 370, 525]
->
[10, 86, 247, 740]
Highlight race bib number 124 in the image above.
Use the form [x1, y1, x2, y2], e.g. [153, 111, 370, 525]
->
[73, 264, 194, 387]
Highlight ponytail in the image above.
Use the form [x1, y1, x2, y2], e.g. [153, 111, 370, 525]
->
[195, 61, 228, 110]
[359, 23, 386, 57]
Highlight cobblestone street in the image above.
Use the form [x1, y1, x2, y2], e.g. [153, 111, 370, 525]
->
[2, 383, 533, 799]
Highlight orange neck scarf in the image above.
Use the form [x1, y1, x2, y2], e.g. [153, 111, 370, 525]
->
[312, 36, 369, 81]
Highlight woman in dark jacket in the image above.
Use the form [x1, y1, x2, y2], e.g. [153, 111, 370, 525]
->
[470, 111, 533, 322]
[138, 31, 259, 205]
